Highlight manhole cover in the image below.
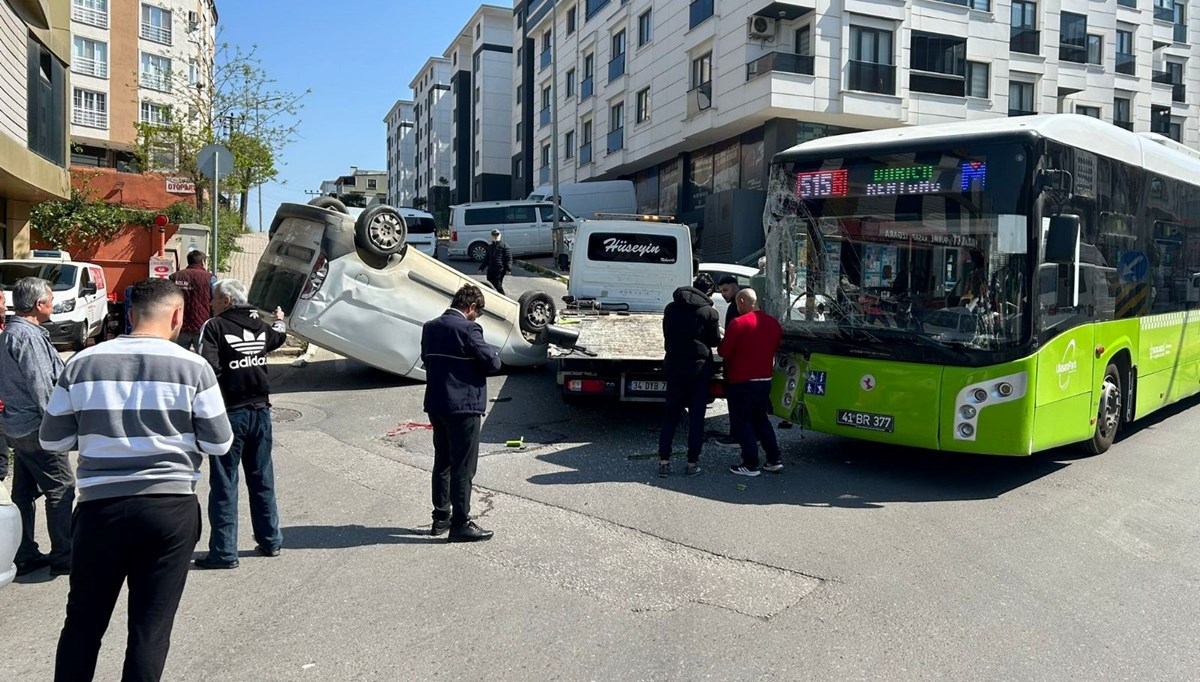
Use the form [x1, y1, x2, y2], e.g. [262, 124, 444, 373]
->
[271, 407, 302, 423]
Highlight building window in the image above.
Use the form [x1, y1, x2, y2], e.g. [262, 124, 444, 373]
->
[1116, 29, 1135, 74]
[1009, 80, 1036, 116]
[638, 10, 652, 47]
[849, 26, 895, 95]
[1059, 12, 1088, 63]
[140, 52, 172, 92]
[966, 61, 989, 98]
[691, 51, 712, 89]
[72, 0, 108, 29]
[565, 130, 575, 159]
[609, 30, 626, 81]
[1076, 105, 1100, 118]
[72, 88, 107, 129]
[140, 4, 173, 45]
[567, 6, 577, 34]
[582, 53, 595, 99]
[139, 101, 171, 125]
[28, 39, 67, 167]
[580, 119, 593, 164]
[586, 0, 610, 19]
[367, 179, 377, 189]
[1010, 1, 1039, 55]
[969, 0, 991, 9]
[188, 58, 199, 85]
[796, 26, 811, 56]
[909, 32, 966, 97]
[1086, 34, 1103, 65]
[689, 0, 714, 29]
[566, 68, 576, 98]
[71, 37, 108, 79]
[636, 88, 651, 123]
[608, 101, 624, 152]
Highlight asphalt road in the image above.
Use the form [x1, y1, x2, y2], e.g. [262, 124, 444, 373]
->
[4, 263, 1199, 680]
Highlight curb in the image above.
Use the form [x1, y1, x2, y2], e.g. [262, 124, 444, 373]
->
[516, 259, 569, 285]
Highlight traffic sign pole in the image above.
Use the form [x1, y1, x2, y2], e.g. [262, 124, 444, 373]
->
[212, 153, 219, 273]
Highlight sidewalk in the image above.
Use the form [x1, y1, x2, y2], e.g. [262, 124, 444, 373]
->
[227, 231, 269, 282]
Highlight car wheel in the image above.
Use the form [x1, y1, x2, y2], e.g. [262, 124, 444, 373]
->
[517, 291, 555, 336]
[354, 205, 407, 259]
[71, 324, 88, 352]
[1085, 362, 1122, 455]
[557, 253, 569, 271]
[308, 196, 348, 214]
[468, 242, 489, 263]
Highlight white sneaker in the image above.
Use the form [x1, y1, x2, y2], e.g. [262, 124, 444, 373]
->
[729, 464, 760, 477]
[762, 461, 784, 473]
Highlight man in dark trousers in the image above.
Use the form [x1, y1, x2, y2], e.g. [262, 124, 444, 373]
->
[657, 273, 721, 478]
[194, 279, 289, 569]
[169, 250, 215, 351]
[422, 284, 501, 542]
[478, 229, 513, 295]
[718, 289, 785, 477]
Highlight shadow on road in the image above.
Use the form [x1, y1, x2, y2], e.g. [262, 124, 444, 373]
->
[275, 525, 441, 548]
[269, 356, 419, 396]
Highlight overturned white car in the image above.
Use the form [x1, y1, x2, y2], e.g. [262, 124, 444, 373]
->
[250, 198, 575, 381]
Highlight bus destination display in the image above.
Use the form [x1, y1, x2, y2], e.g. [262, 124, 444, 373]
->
[796, 162, 987, 199]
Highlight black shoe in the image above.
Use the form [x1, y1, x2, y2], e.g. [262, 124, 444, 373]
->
[15, 555, 50, 576]
[448, 521, 494, 543]
[254, 544, 281, 558]
[194, 555, 239, 570]
[49, 564, 71, 577]
[430, 520, 451, 536]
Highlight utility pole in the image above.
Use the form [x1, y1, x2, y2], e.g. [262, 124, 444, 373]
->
[550, 0, 561, 252]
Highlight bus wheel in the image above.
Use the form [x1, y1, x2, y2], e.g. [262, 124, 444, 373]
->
[1086, 363, 1122, 455]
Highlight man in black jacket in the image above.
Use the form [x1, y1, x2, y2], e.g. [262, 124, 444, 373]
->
[422, 284, 501, 542]
[195, 279, 288, 569]
[657, 273, 721, 478]
[478, 229, 513, 295]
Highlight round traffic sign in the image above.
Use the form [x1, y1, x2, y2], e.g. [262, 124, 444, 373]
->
[197, 143, 233, 181]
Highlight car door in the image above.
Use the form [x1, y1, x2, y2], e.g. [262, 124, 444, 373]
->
[505, 205, 539, 256]
[86, 266, 107, 332]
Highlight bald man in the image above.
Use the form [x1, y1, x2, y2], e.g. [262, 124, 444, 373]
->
[717, 289, 784, 476]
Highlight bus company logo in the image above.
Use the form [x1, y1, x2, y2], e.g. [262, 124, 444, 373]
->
[602, 238, 661, 258]
[1056, 339, 1078, 390]
[1149, 343, 1173, 360]
[860, 374, 876, 392]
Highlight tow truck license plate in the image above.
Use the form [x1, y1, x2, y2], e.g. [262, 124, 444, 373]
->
[628, 380, 667, 393]
[836, 410, 895, 432]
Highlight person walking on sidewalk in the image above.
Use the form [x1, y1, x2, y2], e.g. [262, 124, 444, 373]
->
[422, 284, 501, 542]
[40, 278, 233, 681]
[194, 279, 289, 570]
[169, 250, 215, 352]
[0, 277, 74, 576]
[657, 273, 721, 478]
[717, 289, 785, 477]
[478, 229, 512, 295]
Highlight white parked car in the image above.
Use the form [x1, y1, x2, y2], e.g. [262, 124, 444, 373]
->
[251, 198, 576, 381]
[0, 251, 110, 350]
[0, 479, 18, 589]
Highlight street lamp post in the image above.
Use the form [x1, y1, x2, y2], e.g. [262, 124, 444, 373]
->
[550, 1, 561, 250]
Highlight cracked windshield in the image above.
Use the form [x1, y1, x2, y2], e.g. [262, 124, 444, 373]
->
[764, 142, 1033, 361]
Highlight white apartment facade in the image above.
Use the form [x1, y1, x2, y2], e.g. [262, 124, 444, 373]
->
[384, 99, 417, 207]
[514, 0, 1199, 225]
[69, 0, 218, 170]
[409, 56, 454, 213]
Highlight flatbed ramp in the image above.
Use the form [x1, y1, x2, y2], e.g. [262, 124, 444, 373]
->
[556, 312, 664, 361]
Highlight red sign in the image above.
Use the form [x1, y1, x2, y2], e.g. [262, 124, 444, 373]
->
[149, 256, 175, 279]
[166, 177, 196, 194]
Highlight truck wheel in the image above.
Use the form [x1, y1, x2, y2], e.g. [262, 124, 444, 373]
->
[468, 242, 489, 263]
[518, 291, 555, 336]
[308, 196, 348, 214]
[354, 205, 407, 259]
[1085, 363, 1122, 455]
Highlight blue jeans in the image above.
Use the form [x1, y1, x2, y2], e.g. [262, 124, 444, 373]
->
[207, 407, 281, 562]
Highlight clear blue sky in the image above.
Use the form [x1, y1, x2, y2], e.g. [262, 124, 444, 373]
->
[218, 1, 486, 230]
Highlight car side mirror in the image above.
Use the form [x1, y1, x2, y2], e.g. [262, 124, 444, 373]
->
[81, 283, 97, 296]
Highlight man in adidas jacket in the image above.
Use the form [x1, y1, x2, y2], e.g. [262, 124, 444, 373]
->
[195, 279, 288, 569]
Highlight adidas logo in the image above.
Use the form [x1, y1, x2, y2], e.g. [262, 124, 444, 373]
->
[225, 329, 267, 357]
[230, 356, 269, 369]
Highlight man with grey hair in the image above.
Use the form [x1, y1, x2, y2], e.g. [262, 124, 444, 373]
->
[195, 279, 288, 569]
[0, 277, 74, 575]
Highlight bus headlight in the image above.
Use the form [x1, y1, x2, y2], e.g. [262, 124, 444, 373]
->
[782, 392, 794, 408]
[954, 372, 1029, 441]
[786, 378, 797, 393]
[997, 382, 1014, 397]
[960, 405, 977, 420]
[958, 423, 975, 438]
[972, 388, 988, 403]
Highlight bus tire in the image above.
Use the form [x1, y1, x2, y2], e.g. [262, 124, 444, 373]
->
[1086, 362, 1122, 455]
[308, 196, 348, 214]
[354, 205, 407, 259]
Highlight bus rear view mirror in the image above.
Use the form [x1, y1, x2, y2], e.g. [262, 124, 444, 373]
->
[1045, 215, 1081, 264]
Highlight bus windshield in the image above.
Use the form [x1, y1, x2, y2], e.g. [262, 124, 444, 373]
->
[764, 140, 1034, 365]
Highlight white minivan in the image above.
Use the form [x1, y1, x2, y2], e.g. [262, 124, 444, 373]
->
[0, 251, 109, 350]
[447, 200, 575, 262]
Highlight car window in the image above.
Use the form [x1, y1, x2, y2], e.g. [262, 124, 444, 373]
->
[538, 206, 573, 223]
[463, 207, 504, 225]
[506, 206, 537, 223]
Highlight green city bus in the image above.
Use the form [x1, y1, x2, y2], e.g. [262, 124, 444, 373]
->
[762, 114, 1200, 455]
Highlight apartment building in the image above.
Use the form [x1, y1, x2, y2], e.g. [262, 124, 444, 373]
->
[322, 166, 388, 206]
[443, 4, 514, 203]
[409, 57, 454, 214]
[1, 0, 72, 259]
[514, 0, 1200, 228]
[384, 99, 416, 207]
[68, 0, 218, 171]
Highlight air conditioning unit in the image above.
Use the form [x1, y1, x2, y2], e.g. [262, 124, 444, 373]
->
[748, 16, 777, 41]
[188, 10, 199, 32]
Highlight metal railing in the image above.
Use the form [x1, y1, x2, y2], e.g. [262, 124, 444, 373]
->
[540, 49, 552, 71]
[1154, 5, 1174, 21]
[1117, 0, 1137, 7]
[72, 56, 108, 79]
[140, 23, 171, 45]
[1116, 53, 1136, 75]
[847, 61, 895, 95]
[1173, 82, 1187, 102]
[746, 52, 815, 80]
[539, 165, 550, 184]
[687, 82, 712, 116]
[73, 108, 107, 129]
[608, 55, 625, 82]
[1152, 69, 1174, 84]
[140, 73, 171, 92]
[909, 72, 965, 97]
[1010, 28, 1040, 55]
[607, 127, 624, 153]
[689, 0, 714, 29]
[72, 5, 108, 28]
[539, 107, 551, 128]
[1174, 22, 1187, 43]
[579, 142, 592, 165]
[581, 76, 594, 100]
[1058, 43, 1088, 64]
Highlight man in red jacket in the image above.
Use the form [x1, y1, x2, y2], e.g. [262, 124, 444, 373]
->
[717, 288, 784, 477]
[168, 250, 214, 351]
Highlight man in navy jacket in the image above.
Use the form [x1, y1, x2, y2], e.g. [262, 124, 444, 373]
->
[422, 284, 501, 542]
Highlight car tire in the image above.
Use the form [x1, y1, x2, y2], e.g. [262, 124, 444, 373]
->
[71, 324, 88, 352]
[1085, 362, 1122, 455]
[468, 242, 489, 263]
[517, 291, 556, 336]
[557, 253, 569, 271]
[308, 196, 348, 214]
[354, 205, 407, 259]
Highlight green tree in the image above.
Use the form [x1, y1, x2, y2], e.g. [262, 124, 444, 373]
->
[337, 193, 367, 208]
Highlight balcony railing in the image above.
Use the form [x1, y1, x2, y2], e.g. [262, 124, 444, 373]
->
[608, 55, 625, 82]
[746, 52, 814, 80]
[141, 73, 171, 92]
[686, 82, 712, 116]
[540, 107, 551, 128]
[579, 142, 592, 165]
[73, 108, 107, 129]
[1010, 28, 1040, 55]
[72, 5, 108, 28]
[1152, 69, 1175, 84]
[847, 60, 896, 95]
[1175, 22, 1187, 43]
[1117, 0, 1137, 7]
[1008, 108, 1037, 117]
[1116, 53, 1136, 75]
[606, 127, 624, 153]
[581, 76, 594, 100]
[1154, 5, 1174, 21]
[909, 72, 965, 97]
[1059, 43, 1088, 64]
[1174, 83, 1186, 102]
[140, 23, 171, 45]
[540, 49, 552, 71]
[1114, 120, 1134, 131]
[539, 165, 550, 184]
[72, 56, 108, 79]
[689, 0, 714, 29]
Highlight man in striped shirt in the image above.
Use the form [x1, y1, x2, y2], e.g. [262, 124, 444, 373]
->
[40, 278, 233, 682]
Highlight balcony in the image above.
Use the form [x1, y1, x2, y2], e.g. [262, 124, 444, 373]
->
[140, 73, 171, 92]
[689, 0, 714, 29]
[909, 72, 966, 97]
[539, 165, 550, 184]
[579, 142, 592, 165]
[1175, 23, 1187, 43]
[606, 127, 624, 153]
[72, 4, 108, 28]
[72, 56, 108, 79]
[140, 23, 171, 45]
[746, 52, 814, 80]
[686, 82, 712, 116]
[73, 108, 107, 129]
[581, 76, 594, 100]
[1115, 120, 1134, 131]
[1059, 43, 1088, 64]
[540, 49, 552, 71]
[1173, 83, 1186, 102]
[847, 61, 896, 95]
[1116, 53, 1136, 75]
[608, 55, 625, 82]
[1010, 29, 1040, 55]
[540, 107, 551, 129]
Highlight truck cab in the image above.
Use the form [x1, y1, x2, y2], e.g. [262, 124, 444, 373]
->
[0, 250, 109, 351]
[567, 220, 694, 312]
